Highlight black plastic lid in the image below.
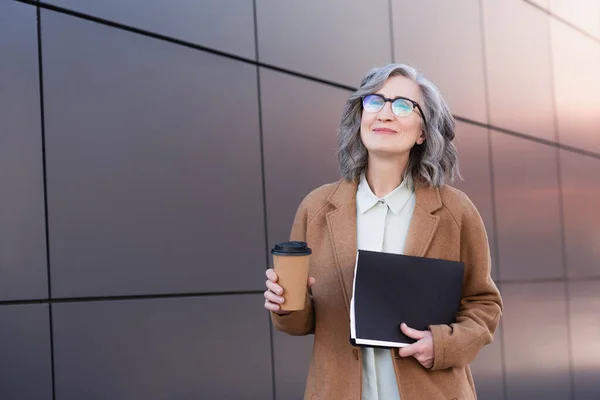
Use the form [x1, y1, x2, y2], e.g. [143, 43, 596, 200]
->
[271, 241, 312, 256]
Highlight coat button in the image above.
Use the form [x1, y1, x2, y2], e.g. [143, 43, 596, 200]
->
[352, 349, 359, 360]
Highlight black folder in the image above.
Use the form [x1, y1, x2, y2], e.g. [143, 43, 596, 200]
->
[350, 250, 464, 348]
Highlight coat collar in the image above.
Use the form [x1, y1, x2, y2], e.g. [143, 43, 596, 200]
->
[327, 178, 442, 213]
[325, 178, 443, 312]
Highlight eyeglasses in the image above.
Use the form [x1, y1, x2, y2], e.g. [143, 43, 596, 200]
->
[361, 94, 429, 133]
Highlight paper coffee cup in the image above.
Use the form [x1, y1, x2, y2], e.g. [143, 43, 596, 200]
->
[271, 241, 312, 311]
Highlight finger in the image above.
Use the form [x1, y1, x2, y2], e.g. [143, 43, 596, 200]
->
[265, 269, 278, 282]
[266, 280, 283, 295]
[400, 323, 427, 340]
[414, 352, 428, 364]
[264, 298, 280, 312]
[398, 344, 418, 358]
[264, 298, 292, 315]
[308, 276, 316, 287]
[264, 290, 285, 305]
[416, 355, 433, 369]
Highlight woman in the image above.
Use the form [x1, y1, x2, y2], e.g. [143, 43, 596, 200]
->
[263, 64, 502, 400]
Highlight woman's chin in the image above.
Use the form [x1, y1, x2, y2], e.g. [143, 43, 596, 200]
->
[366, 146, 411, 159]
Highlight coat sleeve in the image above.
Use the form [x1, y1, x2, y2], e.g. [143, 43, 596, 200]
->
[270, 198, 316, 336]
[429, 192, 503, 370]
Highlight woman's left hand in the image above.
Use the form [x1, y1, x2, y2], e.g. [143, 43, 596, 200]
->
[397, 323, 434, 369]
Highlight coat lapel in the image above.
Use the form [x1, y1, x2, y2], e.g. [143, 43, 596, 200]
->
[403, 206, 440, 257]
[403, 181, 443, 257]
[326, 180, 358, 313]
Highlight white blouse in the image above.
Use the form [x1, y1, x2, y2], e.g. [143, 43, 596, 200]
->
[356, 173, 416, 400]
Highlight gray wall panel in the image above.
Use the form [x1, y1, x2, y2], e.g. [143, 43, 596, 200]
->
[261, 69, 347, 399]
[272, 329, 313, 400]
[43, 0, 256, 59]
[0, 305, 53, 400]
[549, 0, 600, 39]
[529, 0, 550, 9]
[0, 0, 48, 301]
[550, 19, 600, 154]
[469, 317, 505, 400]
[503, 282, 572, 400]
[392, 0, 488, 122]
[53, 295, 272, 400]
[261, 68, 346, 253]
[452, 122, 498, 281]
[43, 11, 265, 297]
[482, 0, 556, 141]
[492, 133, 564, 281]
[568, 280, 600, 400]
[256, 0, 392, 86]
[560, 151, 600, 278]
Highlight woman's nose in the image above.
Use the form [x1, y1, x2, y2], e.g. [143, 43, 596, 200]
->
[377, 102, 395, 121]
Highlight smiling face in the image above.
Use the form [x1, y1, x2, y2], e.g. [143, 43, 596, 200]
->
[359, 75, 426, 158]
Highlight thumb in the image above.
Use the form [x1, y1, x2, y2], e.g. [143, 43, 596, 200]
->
[400, 323, 427, 340]
[307, 276, 316, 287]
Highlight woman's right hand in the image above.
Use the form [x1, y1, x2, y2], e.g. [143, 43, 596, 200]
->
[264, 268, 316, 315]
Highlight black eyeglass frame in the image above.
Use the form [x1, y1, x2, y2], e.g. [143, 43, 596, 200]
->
[361, 94, 429, 134]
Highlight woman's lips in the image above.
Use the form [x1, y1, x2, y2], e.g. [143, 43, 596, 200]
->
[372, 128, 397, 134]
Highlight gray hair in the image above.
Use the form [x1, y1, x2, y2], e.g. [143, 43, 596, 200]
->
[337, 64, 460, 188]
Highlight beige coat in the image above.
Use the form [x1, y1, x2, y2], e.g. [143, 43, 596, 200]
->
[271, 178, 503, 400]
